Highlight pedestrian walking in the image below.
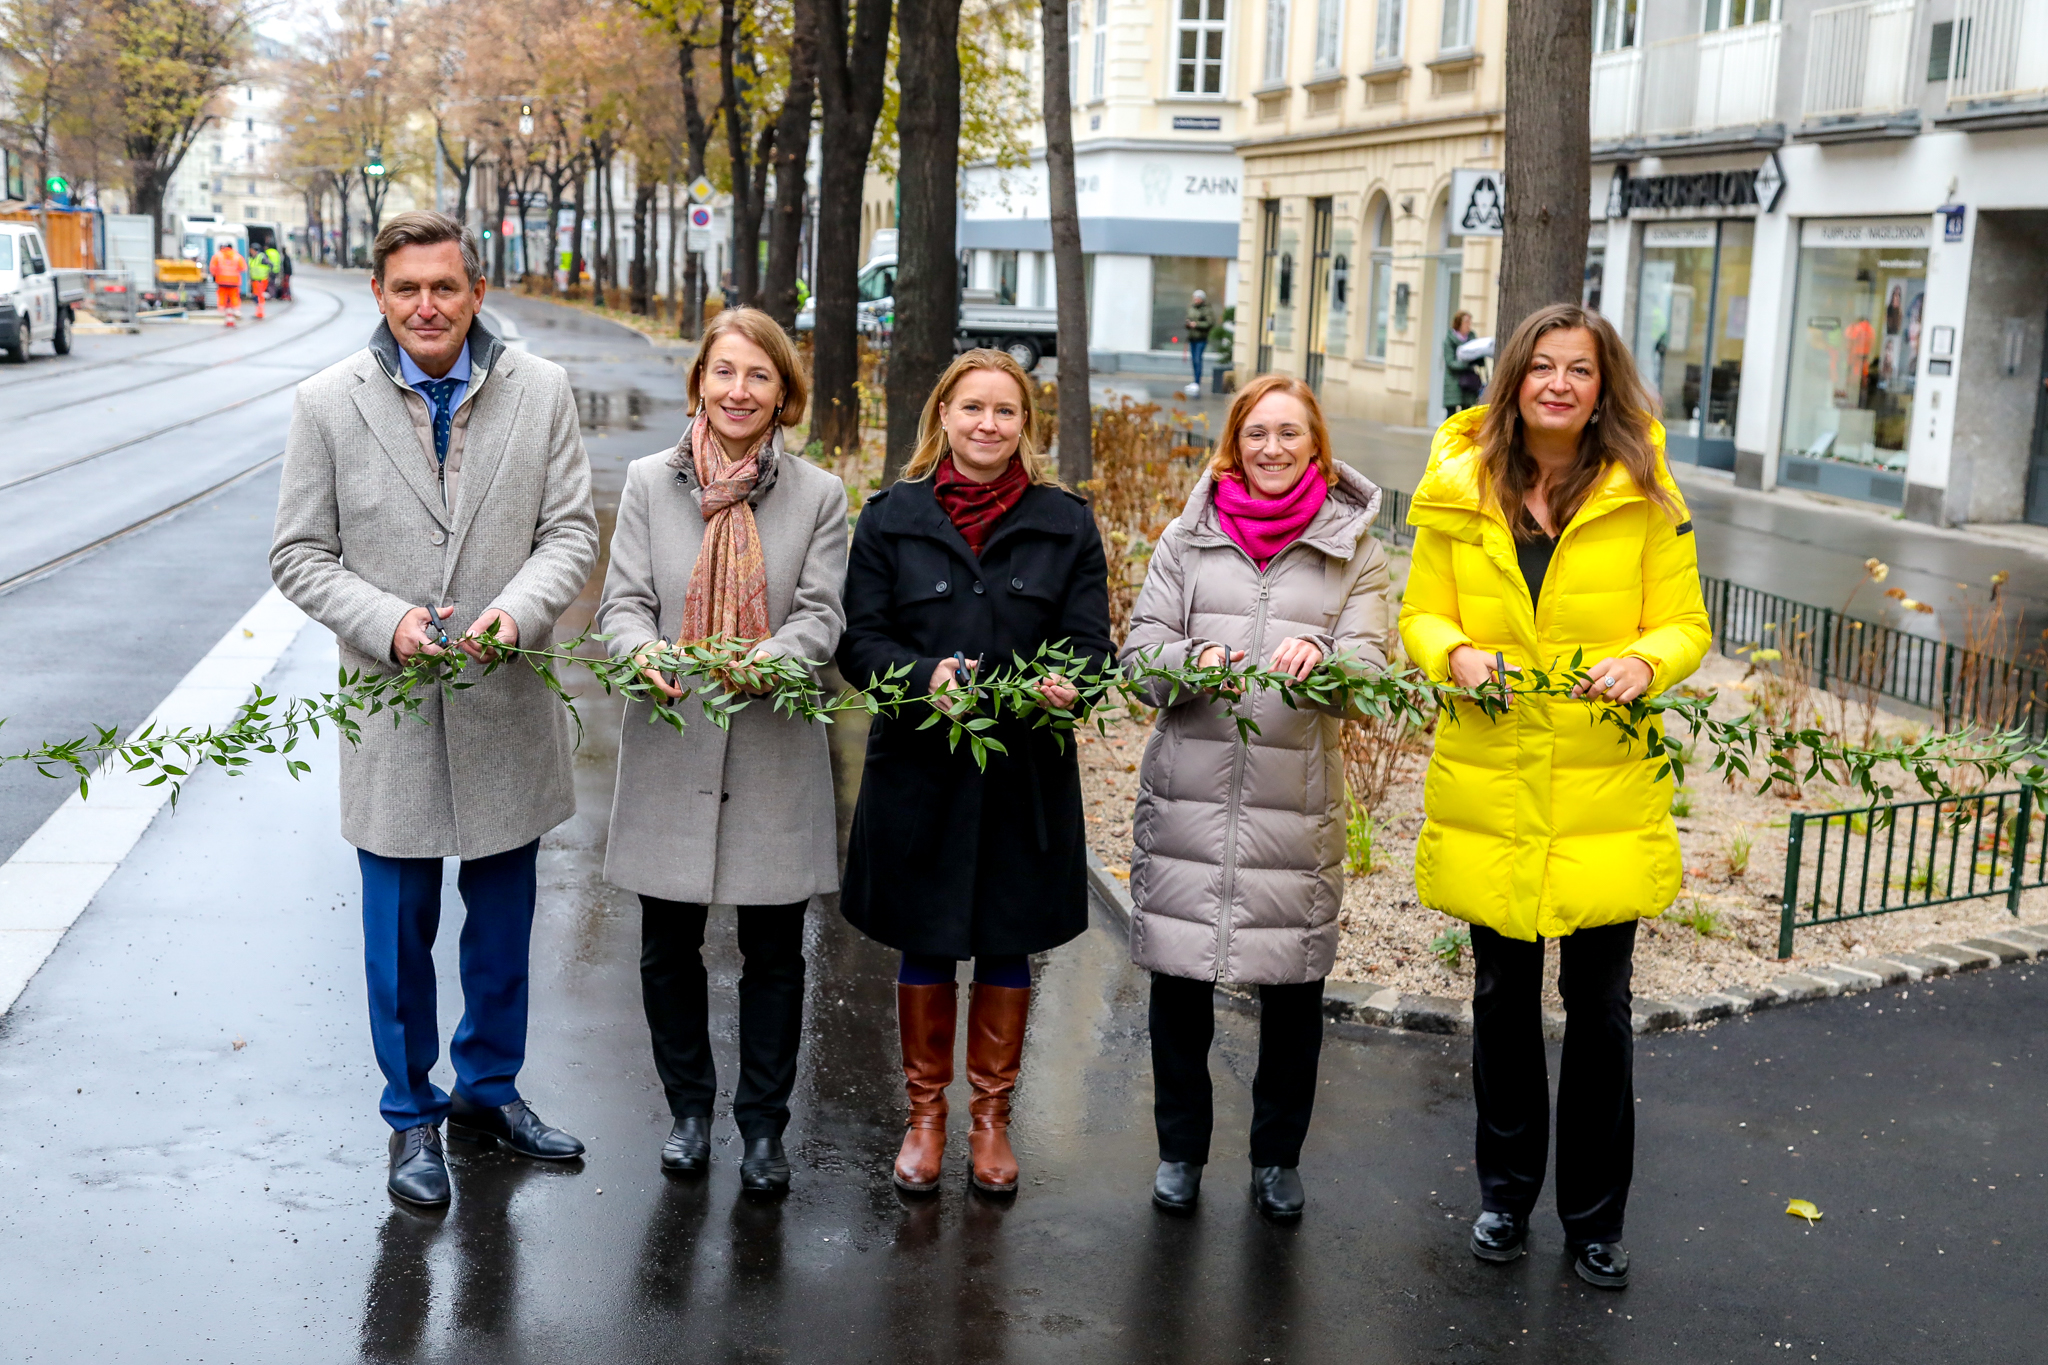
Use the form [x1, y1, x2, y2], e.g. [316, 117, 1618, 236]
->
[1443, 310, 1484, 413]
[1120, 374, 1392, 1223]
[1399, 302, 1710, 1289]
[837, 349, 1114, 1197]
[597, 307, 849, 1197]
[248, 245, 270, 321]
[270, 210, 599, 1210]
[209, 239, 246, 326]
[1184, 290, 1217, 393]
[269, 243, 290, 302]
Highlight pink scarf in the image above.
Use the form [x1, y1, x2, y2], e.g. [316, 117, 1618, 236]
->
[1213, 468, 1329, 569]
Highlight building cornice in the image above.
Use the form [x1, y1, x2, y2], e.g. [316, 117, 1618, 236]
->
[1235, 107, 1504, 156]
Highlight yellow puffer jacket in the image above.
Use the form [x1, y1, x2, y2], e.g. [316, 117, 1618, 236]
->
[1398, 408, 1711, 941]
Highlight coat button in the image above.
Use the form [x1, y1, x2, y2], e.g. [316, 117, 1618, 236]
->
[431, 530, 446, 545]
[972, 580, 985, 594]
[935, 580, 949, 593]
[1010, 577, 1024, 590]
[721, 792, 730, 803]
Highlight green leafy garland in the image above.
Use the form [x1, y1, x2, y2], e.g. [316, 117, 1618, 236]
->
[6, 627, 2046, 812]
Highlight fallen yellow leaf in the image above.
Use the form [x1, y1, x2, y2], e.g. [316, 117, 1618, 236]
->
[242, 629, 254, 638]
[1786, 1198, 1821, 1224]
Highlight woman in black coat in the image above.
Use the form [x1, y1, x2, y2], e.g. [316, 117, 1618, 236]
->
[838, 349, 1114, 1198]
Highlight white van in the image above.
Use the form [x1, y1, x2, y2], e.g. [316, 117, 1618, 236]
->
[0, 221, 84, 362]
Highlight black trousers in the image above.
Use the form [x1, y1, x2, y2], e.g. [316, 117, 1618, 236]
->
[639, 896, 808, 1141]
[1149, 972, 1325, 1168]
[1470, 920, 1636, 1246]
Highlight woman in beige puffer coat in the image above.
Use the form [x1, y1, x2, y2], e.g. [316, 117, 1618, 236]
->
[1119, 375, 1392, 1223]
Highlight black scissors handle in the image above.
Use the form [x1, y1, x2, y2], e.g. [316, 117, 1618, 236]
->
[421, 605, 452, 650]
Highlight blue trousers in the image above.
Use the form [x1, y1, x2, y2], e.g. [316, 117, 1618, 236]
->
[1189, 338, 1207, 386]
[358, 839, 539, 1130]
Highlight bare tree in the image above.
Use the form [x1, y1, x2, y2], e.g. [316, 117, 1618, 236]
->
[883, 0, 962, 481]
[1497, 2, 1591, 337]
[1039, 0, 1088, 485]
[758, 0, 813, 328]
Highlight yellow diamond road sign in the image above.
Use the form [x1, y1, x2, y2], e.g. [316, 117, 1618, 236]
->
[689, 177, 714, 204]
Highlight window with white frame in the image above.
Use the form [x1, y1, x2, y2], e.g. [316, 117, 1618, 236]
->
[1439, 0, 1476, 53]
[1069, 2, 1082, 100]
[1176, 0, 1228, 93]
[1373, 0, 1405, 63]
[1702, 0, 1775, 28]
[1366, 198, 1393, 359]
[1092, 0, 1108, 98]
[1593, 0, 1636, 51]
[1312, 0, 1341, 73]
[1263, 0, 1288, 85]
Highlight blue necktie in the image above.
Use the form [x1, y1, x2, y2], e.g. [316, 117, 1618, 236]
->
[419, 377, 461, 464]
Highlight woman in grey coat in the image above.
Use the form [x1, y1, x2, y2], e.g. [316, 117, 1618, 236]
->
[1120, 374, 1392, 1222]
[597, 307, 848, 1196]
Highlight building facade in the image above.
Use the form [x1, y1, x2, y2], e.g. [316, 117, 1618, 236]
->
[1587, 0, 2048, 527]
[962, 0, 1247, 366]
[1233, 0, 1506, 425]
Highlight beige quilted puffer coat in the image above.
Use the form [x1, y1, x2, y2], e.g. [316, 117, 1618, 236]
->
[1119, 464, 1393, 986]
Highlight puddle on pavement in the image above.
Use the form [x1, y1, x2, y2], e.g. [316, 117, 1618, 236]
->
[575, 388, 675, 432]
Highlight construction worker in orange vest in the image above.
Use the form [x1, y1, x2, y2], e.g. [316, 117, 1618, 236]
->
[209, 240, 247, 327]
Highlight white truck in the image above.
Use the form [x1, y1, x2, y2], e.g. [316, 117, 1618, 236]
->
[0, 221, 84, 363]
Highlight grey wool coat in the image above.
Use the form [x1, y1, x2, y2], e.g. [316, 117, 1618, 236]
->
[597, 427, 849, 906]
[1119, 464, 1393, 986]
[271, 319, 599, 860]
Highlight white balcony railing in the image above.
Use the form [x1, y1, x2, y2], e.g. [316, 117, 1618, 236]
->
[1643, 21, 1784, 137]
[1590, 47, 1645, 140]
[1803, 0, 1920, 120]
[1949, 0, 2048, 106]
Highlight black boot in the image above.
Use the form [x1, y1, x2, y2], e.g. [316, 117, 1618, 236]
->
[1571, 1241, 1630, 1289]
[1249, 1165, 1304, 1222]
[1152, 1161, 1203, 1214]
[1470, 1210, 1529, 1263]
[387, 1124, 449, 1207]
[661, 1116, 711, 1174]
[740, 1136, 791, 1197]
[447, 1094, 585, 1161]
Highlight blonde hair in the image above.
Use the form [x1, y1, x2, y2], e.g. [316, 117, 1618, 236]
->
[904, 349, 1061, 485]
[1476, 303, 1678, 539]
[686, 306, 809, 427]
[1208, 374, 1338, 486]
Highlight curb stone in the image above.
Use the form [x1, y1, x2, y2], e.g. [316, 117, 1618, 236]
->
[1082, 852, 2048, 1038]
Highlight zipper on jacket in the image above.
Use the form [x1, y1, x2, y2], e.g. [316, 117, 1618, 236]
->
[1215, 577, 1272, 980]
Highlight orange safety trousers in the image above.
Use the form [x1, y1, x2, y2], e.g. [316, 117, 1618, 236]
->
[217, 285, 241, 318]
[252, 279, 267, 319]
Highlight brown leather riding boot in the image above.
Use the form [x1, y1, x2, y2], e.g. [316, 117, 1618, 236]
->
[893, 982, 957, 1194]
[965, 983, 1030, 1194]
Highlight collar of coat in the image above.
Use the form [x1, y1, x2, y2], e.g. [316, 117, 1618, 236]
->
[1173, 461, 1383, 563]
[865, 472, 1091, 564]
[1407, 405, 1688, 545]
[368, 315, 506, 394]
[665, 419, 785, 506]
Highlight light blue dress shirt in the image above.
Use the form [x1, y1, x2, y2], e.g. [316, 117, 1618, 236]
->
[398, 339, 473, 413]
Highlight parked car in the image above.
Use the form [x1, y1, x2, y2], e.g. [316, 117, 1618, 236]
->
[795, 252, 1058, 371]
[0, 221, 85, 362]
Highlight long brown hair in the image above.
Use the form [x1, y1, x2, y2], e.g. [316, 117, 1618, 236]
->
[904, 349, 1060, 485]
[686, 306, 809, 427]
[1477, 303, 1677, 538]
[1207, 374, 1337, 487]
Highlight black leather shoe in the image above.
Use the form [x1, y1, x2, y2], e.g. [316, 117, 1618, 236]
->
[447, 1094, 585, 1161]
[387, 1124, 450, 1207]
[1470, 1210, 1530, 1263]
[1152, 1161, 1203, 1214]
[1571, 1241, 1630, 1289]
[661, 1116, 711, 1174]
[1248, 1165, 1304, 1222]
[739, 1137, 791, 1197]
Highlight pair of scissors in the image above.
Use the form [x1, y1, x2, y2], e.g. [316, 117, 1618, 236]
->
[419, 605, 453, 652]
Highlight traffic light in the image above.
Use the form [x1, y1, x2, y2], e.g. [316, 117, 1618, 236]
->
[45, 174, 67, 196]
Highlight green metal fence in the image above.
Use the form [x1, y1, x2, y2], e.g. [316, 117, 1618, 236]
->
[1701, 575, 2048, 737]
[1778, 787, 2042, 957]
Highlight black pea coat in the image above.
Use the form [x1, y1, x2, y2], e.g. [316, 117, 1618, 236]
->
[836, 475, 1116, 959]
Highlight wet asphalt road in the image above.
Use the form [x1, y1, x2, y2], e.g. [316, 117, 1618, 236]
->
[3, 282, 2046, 1360]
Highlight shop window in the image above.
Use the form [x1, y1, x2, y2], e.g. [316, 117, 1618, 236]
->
[1176, 0, 1228, 94]
[1150, 256, 1230, 349]
[1634, 219, 1751, 470]
[1263, 0, 1288, 85]
[1781, 221, 1927, 495]
[1366, 197, 1393, 360]
[1373, 0, 1404, 63]
[1584, 246, 1605, 312]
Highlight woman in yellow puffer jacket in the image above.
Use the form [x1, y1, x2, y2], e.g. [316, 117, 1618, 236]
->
[1399, 303, 1709, 1292]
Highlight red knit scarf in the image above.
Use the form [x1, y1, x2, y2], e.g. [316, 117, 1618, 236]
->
[933, 455, 1029, 557]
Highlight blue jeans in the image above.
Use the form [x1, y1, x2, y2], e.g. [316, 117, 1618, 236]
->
[358, 839, 540, 1130]
[1189, 338, 1207, 386]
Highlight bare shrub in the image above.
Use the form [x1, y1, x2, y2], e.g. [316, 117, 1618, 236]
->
[1084, 397, 1205, 640]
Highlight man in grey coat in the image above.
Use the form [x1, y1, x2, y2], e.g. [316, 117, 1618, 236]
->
[271, 211, 599, 1207]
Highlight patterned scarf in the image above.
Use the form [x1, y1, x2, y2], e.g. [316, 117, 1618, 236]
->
[677, 412, 772, 647]
[933, 454, 1030, 558]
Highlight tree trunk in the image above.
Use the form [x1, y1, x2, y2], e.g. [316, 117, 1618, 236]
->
[761, 4, 817, 329]
[719, 0, 764, 305]
[806, 0, 892, 461]
[569, 187, 586, 296]
[1498, 1, 1592, 340]
[632, 177, 655, 315]
[677, 37, 715, 339]
[591, 152, 608, 308]
[494, 170, 509, 287]
[883, 0, 962, 482]
[1040, 0, 1090, 487]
